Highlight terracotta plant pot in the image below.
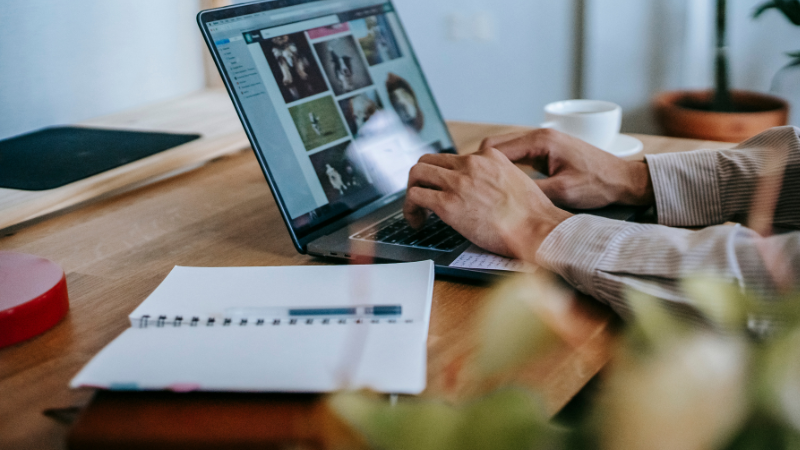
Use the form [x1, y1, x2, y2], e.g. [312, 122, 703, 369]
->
[653, 90, 789, 143]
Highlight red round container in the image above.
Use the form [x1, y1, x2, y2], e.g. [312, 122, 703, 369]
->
[0, 252, 69, 348]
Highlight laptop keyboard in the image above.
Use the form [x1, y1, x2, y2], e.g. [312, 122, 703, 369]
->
[350, 212, 468, 251]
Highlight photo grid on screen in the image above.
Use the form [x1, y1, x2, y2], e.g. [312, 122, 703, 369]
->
[255, 10, 417, 207]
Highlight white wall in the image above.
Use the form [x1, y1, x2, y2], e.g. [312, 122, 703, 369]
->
[0, 0, 206, 141]
[8, 0, 794, 139]
[585, 0, 800, 133]
[392, 0, 578, 126]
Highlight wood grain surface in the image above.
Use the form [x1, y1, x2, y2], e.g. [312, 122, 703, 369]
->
[0, 89, 250, 231]
[0, 93, 734, 449]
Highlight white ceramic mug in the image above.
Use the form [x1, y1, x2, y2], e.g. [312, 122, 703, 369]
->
[541, 100, 622, 151]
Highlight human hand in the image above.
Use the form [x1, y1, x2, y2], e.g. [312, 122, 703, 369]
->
[403, 145, 573, 260]
[482, 129, 654, 209]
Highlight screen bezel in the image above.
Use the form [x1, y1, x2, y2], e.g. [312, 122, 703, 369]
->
[198, 0, 456, 253]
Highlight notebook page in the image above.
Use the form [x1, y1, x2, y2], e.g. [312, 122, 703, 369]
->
[129, 261, 434, 327]
[70, 321, 427, 394]
[71, 261, 434, 394]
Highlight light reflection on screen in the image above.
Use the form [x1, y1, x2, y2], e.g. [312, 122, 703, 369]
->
[292, 109, 435, 235]
[349, 110, 431, 197]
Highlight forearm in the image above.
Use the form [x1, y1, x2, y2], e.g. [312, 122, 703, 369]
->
[617, 161, 655, 206]
[535, 215, 799, 320]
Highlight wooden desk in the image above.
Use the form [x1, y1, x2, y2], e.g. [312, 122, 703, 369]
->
[0, 90, 250, 231]
[0, 93, 733, 450]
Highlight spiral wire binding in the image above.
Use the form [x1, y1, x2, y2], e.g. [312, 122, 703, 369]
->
[137, 314, 411, 328]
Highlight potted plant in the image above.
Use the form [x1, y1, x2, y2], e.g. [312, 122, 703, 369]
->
[756, 0, 800, 125]
[654, 0, 789, 143]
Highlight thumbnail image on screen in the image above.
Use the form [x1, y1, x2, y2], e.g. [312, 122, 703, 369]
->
[313, 36, 374, 96]
[350, 14, 402, 66]
[338, 90, 384, 136]
[309, 141, 380, 207]
[260, 32, 328, 103]
[288, 96, 349, 151]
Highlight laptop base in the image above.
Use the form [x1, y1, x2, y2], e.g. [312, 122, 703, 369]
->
[308, 196, 645, 281]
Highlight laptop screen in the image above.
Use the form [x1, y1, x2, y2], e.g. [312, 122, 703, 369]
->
[203, 0, 454, 240]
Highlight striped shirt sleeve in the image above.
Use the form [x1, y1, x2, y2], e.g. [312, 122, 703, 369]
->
[645, 126, 800, 228]
[535, 126, 800, 320]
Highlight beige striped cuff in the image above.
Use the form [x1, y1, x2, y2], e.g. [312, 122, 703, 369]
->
[535, 214, 633, 300]
[646, 150, 723, 227]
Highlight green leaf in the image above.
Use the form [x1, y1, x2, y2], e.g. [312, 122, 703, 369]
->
[754, 1, 779, 19]
[775, 0, 800, 25]
[328, 389, 564, 450]
[754, 327, 800, 432]
[682, 277, 748, 331]
[454, 389, 563, 450]
[475, 274, 563, 378]
[754, 0, 800, 25]
[598, 333, 748, 450]
[625, 288, 689, 353]
[783, 57, 800, 70]
[720, 412, 800, 450]
[329, 392, 460, 450]
[745, 290, 800, 335]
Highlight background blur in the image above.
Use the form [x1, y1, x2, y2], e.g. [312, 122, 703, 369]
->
[2, 0, 799, 141]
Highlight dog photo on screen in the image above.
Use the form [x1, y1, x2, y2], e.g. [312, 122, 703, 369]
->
[313, 36, 373, 96]
[288, 96, 349, 151]
[309, 141, 379, 205]
[350, 14, 402, 66]
[260, 32, 328, 103]
[386, 73, 424, 132]
[338, 90, 384, 136]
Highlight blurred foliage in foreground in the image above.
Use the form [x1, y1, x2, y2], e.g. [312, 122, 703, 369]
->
[330, 272, 800, 450]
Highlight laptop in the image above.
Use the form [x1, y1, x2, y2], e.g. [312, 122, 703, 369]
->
[197, 0, 638, 280]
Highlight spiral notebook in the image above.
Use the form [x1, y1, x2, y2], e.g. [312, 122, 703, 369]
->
[70, 261, 435, 394]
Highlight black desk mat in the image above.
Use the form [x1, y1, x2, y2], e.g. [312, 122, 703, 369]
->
[0, 126, 201, 191]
